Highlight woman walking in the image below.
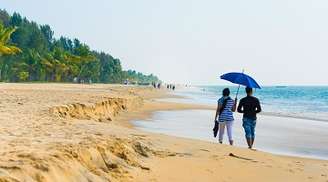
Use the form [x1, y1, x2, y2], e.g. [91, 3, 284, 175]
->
[214, 88, 237, 145]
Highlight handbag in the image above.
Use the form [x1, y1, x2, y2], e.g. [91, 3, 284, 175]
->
[213, 121, 219, 137]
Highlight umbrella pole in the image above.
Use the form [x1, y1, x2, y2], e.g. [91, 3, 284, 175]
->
[236, 84, 241, 99]
[236, 69, 244, 99]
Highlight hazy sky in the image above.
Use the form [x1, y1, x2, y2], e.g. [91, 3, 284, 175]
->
[1, 0, 328, 85]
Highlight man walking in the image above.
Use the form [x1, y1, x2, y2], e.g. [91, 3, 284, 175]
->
[237, 87, 262, 149]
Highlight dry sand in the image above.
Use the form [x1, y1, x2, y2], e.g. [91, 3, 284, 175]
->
[0, 83, 326, 182]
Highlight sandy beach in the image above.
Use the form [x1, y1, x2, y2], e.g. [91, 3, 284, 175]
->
[0, 83, 327, 182]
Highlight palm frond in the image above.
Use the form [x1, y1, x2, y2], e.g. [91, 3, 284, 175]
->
[0, 24, 21, 55]
[0, 27, 17, 43]
[0, 44, 21, 55]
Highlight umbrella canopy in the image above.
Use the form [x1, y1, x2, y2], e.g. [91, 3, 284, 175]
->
[220, 72, 261, 89]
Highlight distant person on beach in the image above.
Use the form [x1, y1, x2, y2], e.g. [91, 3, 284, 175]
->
[214, 88, 237, 145]
[237, 87, 262, 149]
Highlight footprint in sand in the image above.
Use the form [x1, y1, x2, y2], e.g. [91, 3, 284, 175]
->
[178, 152, 192, 157]
[294, 161, 304, 167]
[210, 154, 219, 159]
[206, 169, 214, 174]
[288, 169, 295, 173]
[95, 132, 103, 136]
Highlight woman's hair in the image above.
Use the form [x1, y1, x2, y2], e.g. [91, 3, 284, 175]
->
[222, 88, 230, 96]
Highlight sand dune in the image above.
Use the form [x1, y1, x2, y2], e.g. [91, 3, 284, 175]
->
[0, 83, 326, 182]
[50, 97, 143, 122]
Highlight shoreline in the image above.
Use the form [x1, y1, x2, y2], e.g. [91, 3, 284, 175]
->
[133, 109, 328, 161]
[0, 83, 327, 182]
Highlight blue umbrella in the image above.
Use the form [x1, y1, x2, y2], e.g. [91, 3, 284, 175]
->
[220, 72, 261, 98]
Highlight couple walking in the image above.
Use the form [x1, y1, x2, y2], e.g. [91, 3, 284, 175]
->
[214, 87, 261, 149]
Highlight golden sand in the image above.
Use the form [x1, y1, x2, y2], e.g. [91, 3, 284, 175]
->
[0, 83, 326, 182]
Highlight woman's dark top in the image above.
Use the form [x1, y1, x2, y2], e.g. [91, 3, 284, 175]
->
[237, 95, 261, 120]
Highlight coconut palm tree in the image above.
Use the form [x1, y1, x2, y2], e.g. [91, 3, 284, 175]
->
[0, 23, 21, 55]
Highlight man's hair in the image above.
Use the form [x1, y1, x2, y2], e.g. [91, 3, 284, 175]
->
[222, 88, 230, 96]
[245, 87, 252, 94]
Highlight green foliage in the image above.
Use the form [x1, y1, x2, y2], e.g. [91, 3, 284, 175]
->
[0, 23, 21, 55]
[122, 70, 160, 84]
[0, 9, 159, 84]
[18, 71, 29, 81]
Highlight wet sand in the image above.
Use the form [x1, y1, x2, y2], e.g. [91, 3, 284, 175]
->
[134, 110, 328, 160]
[0, 83, 327, 182]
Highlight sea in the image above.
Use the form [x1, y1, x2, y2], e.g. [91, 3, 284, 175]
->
[134, 86, 328, 160]
[164, 86, 328, 122]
